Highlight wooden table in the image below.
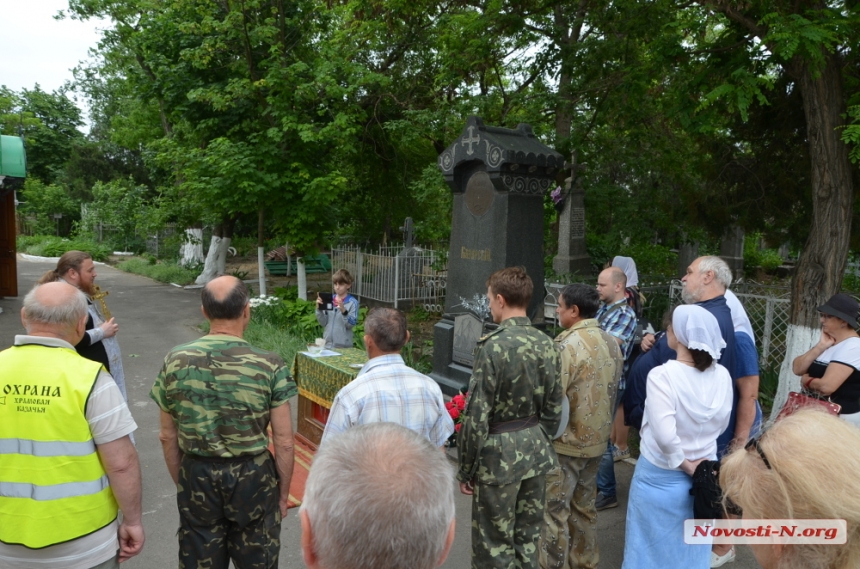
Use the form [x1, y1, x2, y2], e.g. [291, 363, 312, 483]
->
[292, 347, 367, 449]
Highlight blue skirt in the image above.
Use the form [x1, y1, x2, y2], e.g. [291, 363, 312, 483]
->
[621, 456, 710, 569]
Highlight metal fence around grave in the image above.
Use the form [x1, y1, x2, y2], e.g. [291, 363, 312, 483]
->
[330, 245, 447, 311]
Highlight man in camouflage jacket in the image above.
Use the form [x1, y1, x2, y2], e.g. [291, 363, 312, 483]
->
[458, 267, 563, 569]
[150, 276, 296, 569]
[539, 284, 622, 569]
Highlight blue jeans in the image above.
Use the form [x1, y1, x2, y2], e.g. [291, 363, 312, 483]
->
[597, 386, 624, 498]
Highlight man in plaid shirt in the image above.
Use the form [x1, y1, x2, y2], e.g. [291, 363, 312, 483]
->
[321, 307, 454, 447]
[594, 267, 637, 511]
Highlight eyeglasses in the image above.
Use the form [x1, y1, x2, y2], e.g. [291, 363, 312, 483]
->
[744, 435, 772, 470]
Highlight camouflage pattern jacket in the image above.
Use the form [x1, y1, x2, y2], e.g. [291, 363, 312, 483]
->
[457, 316, 563, 485]
[552, 318, 623, 458]
[150, 335, 296, 457]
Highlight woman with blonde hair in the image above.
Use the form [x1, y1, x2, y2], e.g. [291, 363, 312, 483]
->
[720, 408, 860, 568]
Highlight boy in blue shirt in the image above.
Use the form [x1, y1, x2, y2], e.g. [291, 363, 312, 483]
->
[316, 269, 359, 348]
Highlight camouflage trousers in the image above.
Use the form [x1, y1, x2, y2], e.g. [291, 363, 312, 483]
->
[471, 474, 546, 569]
[539, 454, 602, 569]
[177, 451, 282, 569]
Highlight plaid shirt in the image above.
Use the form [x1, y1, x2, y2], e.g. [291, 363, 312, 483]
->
[322, 354, 454, 447]
[596, 298, 637, 388]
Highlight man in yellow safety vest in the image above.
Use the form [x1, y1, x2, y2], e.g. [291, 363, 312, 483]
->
[0, 282, 144, 569]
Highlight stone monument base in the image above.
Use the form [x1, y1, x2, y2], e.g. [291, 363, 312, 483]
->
[430, 317, 472, 396]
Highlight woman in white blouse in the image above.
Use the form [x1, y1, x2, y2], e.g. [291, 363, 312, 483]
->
[622, 305, 733, 569]
[792, 293, 860, 425]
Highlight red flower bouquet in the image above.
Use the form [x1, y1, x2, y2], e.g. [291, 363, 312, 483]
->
[445, 391, 468, 445]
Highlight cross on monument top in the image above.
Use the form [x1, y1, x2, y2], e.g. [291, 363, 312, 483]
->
[461, 126, 481, 156]
[400, 217, 415, 249]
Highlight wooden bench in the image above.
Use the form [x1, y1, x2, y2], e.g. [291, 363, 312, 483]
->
[265, 254, 331, 276]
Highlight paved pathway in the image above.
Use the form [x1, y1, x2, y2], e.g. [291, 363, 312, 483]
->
[0, 257, 758, 568]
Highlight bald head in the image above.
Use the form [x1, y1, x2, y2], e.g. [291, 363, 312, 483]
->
[21, 282, 88, 342]
[597, 267, 627, 304]
[201, 276, 249, 321]
[301, 423, 456, 569]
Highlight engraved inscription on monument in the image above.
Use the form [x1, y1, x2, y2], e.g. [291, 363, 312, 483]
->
[571, 207, 585, 239]
[453, 313, 483, 367]
[460, 247, 491, 261]
[465, 171, 494, 217]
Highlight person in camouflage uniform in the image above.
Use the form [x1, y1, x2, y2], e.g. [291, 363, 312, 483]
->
[539, 284, 622, 569]
[150, 276, 297, 569]
[458, 267, 563, 569]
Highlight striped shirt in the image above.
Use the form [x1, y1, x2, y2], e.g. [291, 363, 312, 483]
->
[322, 354, 454, 446]
[597, 299, 637, 388]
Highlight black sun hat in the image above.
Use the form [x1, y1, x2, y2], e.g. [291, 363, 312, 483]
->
[817, 293, 860, 329]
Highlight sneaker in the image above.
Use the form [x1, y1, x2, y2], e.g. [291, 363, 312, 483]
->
[613, 446, 630, 462]
[710, 546, 736, 568]
[595, 492, 618, 511]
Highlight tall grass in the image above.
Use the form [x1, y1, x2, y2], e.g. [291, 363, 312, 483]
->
[243, 320, 309, 367]
[116, 258, 199, 285]
[758, 363, 780, 415]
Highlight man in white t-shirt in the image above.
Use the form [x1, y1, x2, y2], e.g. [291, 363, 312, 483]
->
[0, 282, 143, 569]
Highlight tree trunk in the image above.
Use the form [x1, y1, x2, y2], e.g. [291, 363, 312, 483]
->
[257, 208, 267, 297]
[297, 257, 308, 301]
[195, 235, 223, 285]
[775, 50, 854, 416]
[180, 226, 204, 268]
[553, 6, 573, 146]
[215, 218, 236, 275]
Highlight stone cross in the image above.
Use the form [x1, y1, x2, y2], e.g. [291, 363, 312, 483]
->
[400, 217, 415, 249]
[552, 150, 591, 276]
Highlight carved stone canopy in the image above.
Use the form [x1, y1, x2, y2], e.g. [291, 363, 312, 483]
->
[437, 116, 564, 196]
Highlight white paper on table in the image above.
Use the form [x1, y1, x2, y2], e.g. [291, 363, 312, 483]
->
[301, 349, 342, 357]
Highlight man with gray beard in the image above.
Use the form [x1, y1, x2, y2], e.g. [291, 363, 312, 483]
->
[625, 256, 750, 457]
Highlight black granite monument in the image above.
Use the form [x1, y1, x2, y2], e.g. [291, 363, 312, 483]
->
[430, 116, 563, 394]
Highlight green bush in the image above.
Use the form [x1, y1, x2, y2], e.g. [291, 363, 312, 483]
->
[250, 292, 368, 349]
[583, 233, 677, 279]
[116, 258, 199, 285]
[17, 235, 111, 261]
[744, 234, 784, 275]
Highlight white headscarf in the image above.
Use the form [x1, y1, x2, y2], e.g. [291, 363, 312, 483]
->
[672, 305, 726, 362]
[611, 256, 639, 288]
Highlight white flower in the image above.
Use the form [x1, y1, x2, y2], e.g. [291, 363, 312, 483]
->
[249, 295, 279, 307]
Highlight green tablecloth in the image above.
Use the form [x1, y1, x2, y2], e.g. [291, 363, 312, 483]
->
[292, 347, 368, 409]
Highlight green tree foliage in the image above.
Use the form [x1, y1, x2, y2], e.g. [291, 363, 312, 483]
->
[5, 86, 85, 184]
[17, 179, 80, 235]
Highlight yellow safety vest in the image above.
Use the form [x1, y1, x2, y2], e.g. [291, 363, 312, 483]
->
[0, 343, 119, 549]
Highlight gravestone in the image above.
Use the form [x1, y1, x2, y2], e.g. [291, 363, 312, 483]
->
[553, 151, 591, 275]
[452, 313, 483, 367]
[395, 217, 424, 307]
[719, 224, 745, 277]
[430, 116, 563, 394]
[678, 239, 699, 277]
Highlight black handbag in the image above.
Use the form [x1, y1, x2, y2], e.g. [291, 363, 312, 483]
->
[689, 460, 724, 519]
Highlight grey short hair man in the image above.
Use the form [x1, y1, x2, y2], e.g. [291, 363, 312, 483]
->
[321, 308, 454, 446]
[301, 422, 456, 569]
[0, 282, 143, 566]
[682, 255, 732, 303]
